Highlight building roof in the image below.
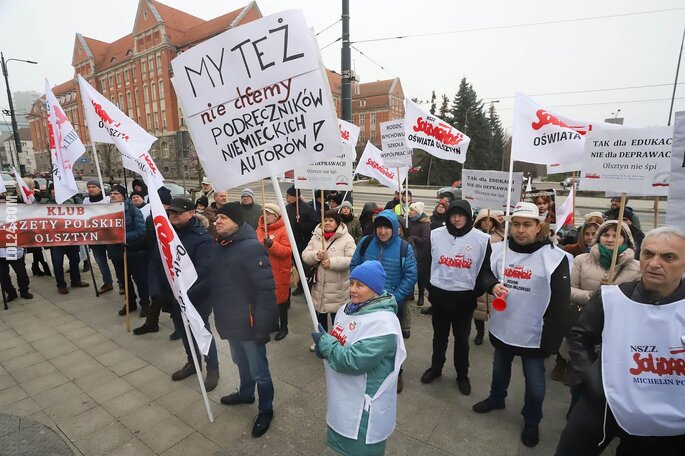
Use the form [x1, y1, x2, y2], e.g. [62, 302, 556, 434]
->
[6, 128, 32, 142]
[99, 34, 135, 71]
[149, 0, 205, 45]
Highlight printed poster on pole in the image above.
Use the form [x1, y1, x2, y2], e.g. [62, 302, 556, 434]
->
[666, 111, 685, 231]
[380, 119, 412, 167]
[462, 169, 523, 211]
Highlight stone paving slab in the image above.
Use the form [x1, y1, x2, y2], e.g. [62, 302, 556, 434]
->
[0, 259, 619, 456]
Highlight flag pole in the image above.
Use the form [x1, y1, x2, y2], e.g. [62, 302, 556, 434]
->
[271, 176, 318, 328]
[180, 309, 215, 423]
[320, 189, 325, 250]
[261, 180, 268, 236]
[654, 198, 659, 229]
[123, 247, 131, 332]
[86, 246, 100, 298]
[89, 140, 106, 191]
[571, 171, 577, 227]
[607, 193, 627, 283]
[500, 149, 516, 279]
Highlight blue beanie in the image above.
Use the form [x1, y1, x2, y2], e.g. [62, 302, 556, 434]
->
[350, 260, 386, 295]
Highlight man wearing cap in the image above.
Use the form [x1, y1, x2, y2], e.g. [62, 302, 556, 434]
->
[210, 202, 278, 438]
[108, 185, 147, 316]
[555, 226, 685, 455]
[83, 179, 114, 293]
[285, 185, 318, 295]
[130, 190, 150, 219]
[238, 188, 262, 229]
[154, 197, 220, 391]
[421, 200, 507, 396]
[604, 196, 642, 230]
[472, 201, 571, 448]
[204, 190, 229, 237]
[196, 177, 215, 202]
[350, 209, 417, 391]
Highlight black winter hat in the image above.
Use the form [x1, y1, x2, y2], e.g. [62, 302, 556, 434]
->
[130, 190, 144, 199]
[217, 202, 244, 225]
[286, 185, 299, 197]
[195, 196, 209, 208]
[157, 186, 172, 205]
[446, 199, 472, 218]
[374, 215, 393, 230]
[110, 184, 127, 198]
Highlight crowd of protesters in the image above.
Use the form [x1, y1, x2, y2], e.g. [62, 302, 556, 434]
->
[1, 177, 683, 455]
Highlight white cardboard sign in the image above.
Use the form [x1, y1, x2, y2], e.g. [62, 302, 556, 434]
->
[666, 111, 685, 231]
[380, 119, 412, 167]
[462, 169, 524, 211]
[580, 126, 673, 196]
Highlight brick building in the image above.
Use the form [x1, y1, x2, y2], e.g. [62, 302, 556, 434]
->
[29, 0, 404, 184]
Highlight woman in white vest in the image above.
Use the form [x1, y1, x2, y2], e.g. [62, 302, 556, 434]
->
[555, 226, 685, 455]
[311, 260, 406, 456]
[472, 201, 572, 448]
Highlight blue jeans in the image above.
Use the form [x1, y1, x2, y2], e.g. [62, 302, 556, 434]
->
[489, 347, 546, 426]
[50, 246, 82, 288]
[170, 308, 218, 370]
[228, 340, 274, 413]
[90, 245, 112, 286]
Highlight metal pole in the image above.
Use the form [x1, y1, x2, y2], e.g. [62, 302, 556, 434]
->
[1, 53, 22, 173]
[668, 27, 685, 126]
[341, 0, 352, 122]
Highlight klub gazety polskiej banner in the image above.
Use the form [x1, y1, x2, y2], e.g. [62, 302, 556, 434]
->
[404, 98, 470, 163]
[170, 10, 342, 190]
[294, 119, 358, 191]
[512, 92, 620, 166]
[0, 204, 125, 247]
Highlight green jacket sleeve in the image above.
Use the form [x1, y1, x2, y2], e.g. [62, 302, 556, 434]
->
[318, 333, 396, 375]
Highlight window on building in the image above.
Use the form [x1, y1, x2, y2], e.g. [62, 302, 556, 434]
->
[141, 59, 146, 73]
[126, 92, 132, 107]
[156, 55, 162, 74]
[143, 84, 148, 103]
[359, 131, 365, 143]
[359, 113, 365, 125]
[162, 141, 169, 158]
[360, 99, 366, 107]
[124, 70, 129, 82]
[148, 57, 154, 75]
[370, 130, 376, 142]
[154, 113, 159, 129]
[118, 94, 123, 109]
[370, 112, 376, 124]
[134, 89, 139, 105]
[151, 82, 156, 101]
[116, 73, 121, 84]
[146, 113, 151, 126]
[108, 75, 113, 86]
[179, 108, 185, 126]
[158, 80, 164, 99]
[100, 78, 106, 89]
[161, 110, 166, 129]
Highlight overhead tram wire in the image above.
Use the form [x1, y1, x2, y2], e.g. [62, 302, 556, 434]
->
[482, 83, 685, 101]
[351, 7, 685, 44]
[316, 19, 341, 36]
[492, 96, 685, 111]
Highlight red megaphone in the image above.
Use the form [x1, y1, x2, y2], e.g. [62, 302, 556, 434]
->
[492, 292, 508, 312]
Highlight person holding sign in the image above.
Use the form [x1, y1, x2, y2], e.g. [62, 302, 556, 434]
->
[421, 200, 506, 395]
[555, 227, 685, 455]
[473, 202, 571, 447]
[311, 260, 406, 456]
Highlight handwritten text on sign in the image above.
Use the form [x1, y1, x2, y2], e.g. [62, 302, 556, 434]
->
[580, 127, 673, 196]
[171, 10, 320, 117]
[380, 120, 412, 167]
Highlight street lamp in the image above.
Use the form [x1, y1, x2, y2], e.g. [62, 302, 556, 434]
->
[1, 52, 38, 175]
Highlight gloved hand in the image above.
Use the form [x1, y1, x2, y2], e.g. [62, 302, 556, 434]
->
[263, 237, 274, 248]
[254, 335, 270, 345]
[310, 323, 326, 359]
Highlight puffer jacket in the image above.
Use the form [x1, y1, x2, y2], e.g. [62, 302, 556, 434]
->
[211, 223, 277, 341]
[318, 291, 399, 456]
[109, 199, 146, 260]
[240, 201, 263, 229]
[350, 210, 418, 306]
[256, 215, 292, 304]
[302, 223, 356, 313]
[360, 202, 378, 236]
[408, 214, 431, 287]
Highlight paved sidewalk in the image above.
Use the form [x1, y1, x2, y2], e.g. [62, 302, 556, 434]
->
[0, 265, 578, 455]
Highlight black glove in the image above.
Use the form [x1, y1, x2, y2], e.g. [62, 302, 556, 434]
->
[310, 323, 326, 359]
[254, 335, 270, 345]
[263, 237, 274, 248]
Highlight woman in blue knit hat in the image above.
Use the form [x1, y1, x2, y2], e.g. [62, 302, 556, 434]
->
[312, 260, 406, 456]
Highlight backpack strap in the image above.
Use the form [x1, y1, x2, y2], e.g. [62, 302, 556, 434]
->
[359, 235, 374, 258]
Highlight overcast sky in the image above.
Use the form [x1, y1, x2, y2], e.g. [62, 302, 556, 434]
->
[1, 0, 683, 130]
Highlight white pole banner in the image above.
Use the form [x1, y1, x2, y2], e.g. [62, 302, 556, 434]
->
[294, 119, 357, 190]
[356, 141, 407, 190]
[513, 92, 620, 165]
[580, 126, 673, 196]
[171, 11, 341, 191]
[404, 98, 469, 163]
[13, 167, 35, 204]
[462, 169, 523, 211]
[546, 161, 581, 175]
[45, 79, 85, 203]
[380, 119, 412, 167]
[666, 111, 685, 231]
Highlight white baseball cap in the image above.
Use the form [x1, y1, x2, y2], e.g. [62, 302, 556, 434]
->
[506, 201, 544, 222]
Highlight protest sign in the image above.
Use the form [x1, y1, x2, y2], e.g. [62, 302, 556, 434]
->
[45, 79, 85, 203]
[462, 169, 523, 211]
[546, 161, 580, 175]
[171, 11, 341, 191]
[356, 142, 407, 190]
[513, 92, 619, 165]
[666, 111, 685, 231]
[580, 126, 672, 196]
[404, 98, 469, 163]
[0, 203, 125, 247]
[523, 188, 557, 225]
[294, 119, 357, 190]
[380, 119, 412, 167]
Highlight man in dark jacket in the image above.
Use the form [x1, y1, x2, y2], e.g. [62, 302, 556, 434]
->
[238, 188, 262, 229]
[211, 202, 277, 438]
[555, 227, 685, 455]
[285, 185, 318, 295]
[150, 197, 219, 391]
[603, 196, 642, 230]
[108, 184, 147, 316]
[472, 202, 571, 448]
[384, 191, 401, 210]
[420, 200, 506, 396]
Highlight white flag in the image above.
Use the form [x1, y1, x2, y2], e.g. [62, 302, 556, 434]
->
[355, 142, 407, 190]
[512, 92, 619, 165]
[339, 119, 360, 146]
[78, 75, 164, 189]
[404, 98, 470, 163]
[13, 167, 35, 204]
[146, 179, 213, 355]
[45, 79, 85, 203]
[556, 186, 575, 230]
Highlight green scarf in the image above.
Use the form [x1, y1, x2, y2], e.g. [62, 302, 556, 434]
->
[598, 243, 628, 269]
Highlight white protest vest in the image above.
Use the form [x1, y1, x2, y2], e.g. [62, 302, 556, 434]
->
[489, 243, 565, 348]
[429, 227, 489, 291]
[601, 285, 685, 436]
[324, 307, 407, 444]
